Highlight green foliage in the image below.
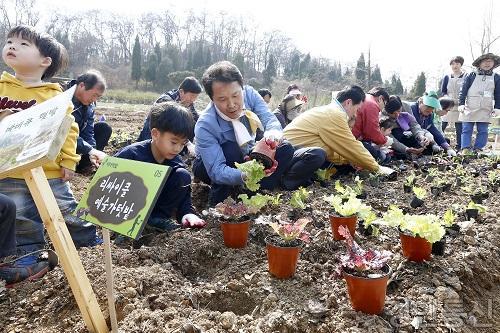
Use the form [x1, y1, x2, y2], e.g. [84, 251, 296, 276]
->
[404, 172, 417, 186]
[334, 178, 363, 199]
[442, 209, 456, 227]
[412, 186, 427, 200]
[467, 201, 487, 213]
[235, 160, 265, 191]
[263, 55, 277, 86]
[145, 53, 158, 87]
[355, 53, 366, 85]
[323, 195, 372, 218]
[269, 218, 311, 243]
[290, 187, 311, 209]
[371, 65, 382, 85]
[167, 71, 197, 87]
[488, 169, 499, 183]
[411, 72, 426, 98]
[315, 168, 334, 182]
[131, 35, 142, 86]
[238, 194, 273, 211]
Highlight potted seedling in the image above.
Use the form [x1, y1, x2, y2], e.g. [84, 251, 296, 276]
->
[249, 138, 277, 169]
[470, 185, 488, 204]
[443, 208, 460, 236]
[488, 170, 499, 192]
[235, 159, 266, 192]
[432, 209, 458, 255]
[110, 130, 133, 148]
[379, 206, 445, 262]
[410, 186, 427, 208]
[315, 168, 335, 187]
[367, 173, 380, 187]
[335, 177, 366, 201]
[403, 172, 417, 193]
[465, 201, 487, 220]
[288, 187, 312, 220]
[212, 198, 258, 248]
[357, 210, 379, 237]
[337, 225, 392, 315]
[425, 167, 439, 182]
[323, 194, 373, 240]
[265, 218, 311, 279]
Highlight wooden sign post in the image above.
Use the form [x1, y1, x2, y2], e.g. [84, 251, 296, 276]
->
[75, 156, 170, 332]
[0, 86, 108, 333]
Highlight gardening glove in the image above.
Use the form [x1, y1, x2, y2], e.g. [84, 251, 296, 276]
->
[89, 149, 107, 167]
[432, 144, 443, 153]
[385, 136, 394, 147]
[186, 141, 196, 156]
[378, 165, 395, 176]
[181, 214, 207, 229]
[264, 159, 278, 176]
[493, 108, 500, 117]
[263, 129, 283, 144]
[458, 105, 466, 113]
[447, 148, 457, 157]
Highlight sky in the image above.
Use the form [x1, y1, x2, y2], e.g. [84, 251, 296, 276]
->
[39, 0, 500, 90]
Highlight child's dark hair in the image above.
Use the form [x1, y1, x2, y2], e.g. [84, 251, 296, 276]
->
[286, 84, 300, 94]
[75, 70, 106, 91]
[7, 25, 68, 79]
[149, 102, 194, 139]
[336, 85, 365, 105]
[258, 88, 272, 99]
[368, 86, 389, 102]
[449, 56, 464, 66]
[439, 96, 455, 110]
[379, 118, 397, 130]
[179, 76, 202, 94]
[202, 61, 243, 100]
[385, 95, 403, 114]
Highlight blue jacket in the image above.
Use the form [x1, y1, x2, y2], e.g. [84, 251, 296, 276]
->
[194, 85, 282, 186]
[72, 96, 96, 154]
[459, 72, 500, 108]
[410, 103, 447, 147]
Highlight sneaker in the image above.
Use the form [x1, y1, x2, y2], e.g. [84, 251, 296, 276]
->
[146, 217, 181, 232]
[0, 250, 58, 288]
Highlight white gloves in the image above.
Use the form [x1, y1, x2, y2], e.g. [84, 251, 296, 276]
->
[493, 109, 500, 117]
[263, 129, 283, 143]
[447, 148, 457, 157]
[458, 105, 466, 113]
[89, 149, 107, 167]
[378, 165, 395, 176]
[418, 132, 433, 146]
[385, 136, 394, 147]
[432, 144, 443, 153]
[181, 213, 206, 228]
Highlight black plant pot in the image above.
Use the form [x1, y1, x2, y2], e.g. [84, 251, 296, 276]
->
[437, 164, 447, 172]
[442, 183, 452, 192]
[431, 186, 442, 196]
[481, 192, 489, 199]
[470, 194, 483, 204]
[410, 196, 424, 208]
[465, 208, 479, 220]
[489, 183, 499, 192]
[403, 184, 412, 193]
[356, 191, 368, 200]
[357, 220, 373, 236]
[432, 239, 446, 256]
[445, 224, 461, 237]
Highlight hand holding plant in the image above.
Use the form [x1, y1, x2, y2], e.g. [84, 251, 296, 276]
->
[235, 159, 266, 191]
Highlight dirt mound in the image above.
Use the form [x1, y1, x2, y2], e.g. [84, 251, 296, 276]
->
[1, 108, 499, 332]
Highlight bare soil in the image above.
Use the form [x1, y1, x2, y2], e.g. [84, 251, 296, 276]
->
[0, 108, 499, 333]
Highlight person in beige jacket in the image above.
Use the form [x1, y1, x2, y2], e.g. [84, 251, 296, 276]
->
[283, 85, 394, 175]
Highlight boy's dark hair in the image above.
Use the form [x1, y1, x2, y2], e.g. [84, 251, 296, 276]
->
[75, 70, 106, 91]
[202, 61, 243, 100]
[449, 56, 464, 66]
[258, 88, 272, 99]
[149, 101, 194, 139]
[385, 95, 403, 114]
[7, 25, 68, 80]
[439, 96, 455, 110]
[367, 87, 389, 102]
[286, 84, 300, 94]
[379, 118, 397, 129]
[336, 85, 365, 105]
[179, 76, 202, 94]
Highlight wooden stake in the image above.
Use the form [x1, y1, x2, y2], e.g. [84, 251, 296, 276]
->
[103, 228, 118, 333]
[23, 167, 109, 333]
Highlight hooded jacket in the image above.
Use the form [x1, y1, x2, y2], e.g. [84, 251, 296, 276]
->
[0, 72, 80, 178]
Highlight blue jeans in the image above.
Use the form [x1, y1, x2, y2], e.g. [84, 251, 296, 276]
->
[461, 122, 489, 150]
[0, 193, 16, 258]
[442, 122, 463, 150]
[0, 178, 98, 253]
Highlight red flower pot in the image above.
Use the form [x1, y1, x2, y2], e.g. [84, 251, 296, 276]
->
[249, 139, 276, 169]
[266, 236, 302, 279]
[343, 265, 391, 315]
[329, 215, 357, 240]
[399, 231, 432, 262]
[221, 220, 250, 248]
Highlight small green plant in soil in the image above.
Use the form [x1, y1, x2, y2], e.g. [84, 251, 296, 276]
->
[268, 217, 311, 245]
[323, 194, 373, 218]
[238, 193, 273, 211]
[315, 168, 335, 182]
[290, 187, 311, 210]
[235, 159, 265, 192]
[211, 197, 258, 221]
[334, 178, 364, 199]
[466, 201, 487, 214]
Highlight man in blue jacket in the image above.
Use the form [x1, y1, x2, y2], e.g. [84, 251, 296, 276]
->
[410, 91, 456, 157]
[70, 70, 112, 172]
[193, 61, 325, 206]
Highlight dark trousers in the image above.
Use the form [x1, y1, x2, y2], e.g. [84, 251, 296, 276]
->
[442, 122, 462, 150]
[0, 193, 16, 258]
[193, 141, 325, 206]
[151, 167, 194, 222]
[361, 141, 390, 164]
[76, 122, 113, 172]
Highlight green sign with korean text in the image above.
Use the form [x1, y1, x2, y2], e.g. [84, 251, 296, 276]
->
[75, 157, 170, 239]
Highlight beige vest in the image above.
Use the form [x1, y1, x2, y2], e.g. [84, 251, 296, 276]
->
[459, 74, 494, 122]
[442, 73, 464, 123]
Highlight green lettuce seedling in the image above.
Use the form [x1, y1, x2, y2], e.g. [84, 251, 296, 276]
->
[467, 201, 487, 213]
[324, 194, 372, 218]
[442, 209, 456, 227]
[238, 193, 272, 211]
[290, 187, 311, 209]
[235, 159, 265, 191]
[412, 186, 427, 200]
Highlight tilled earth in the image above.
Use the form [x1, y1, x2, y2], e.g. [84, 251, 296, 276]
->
[0, 106, 499, 333]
